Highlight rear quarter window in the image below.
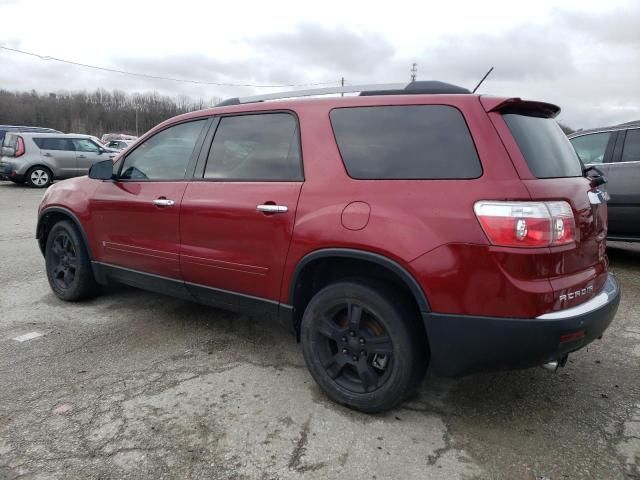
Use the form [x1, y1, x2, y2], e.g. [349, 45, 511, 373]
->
[503, 114, 582, 178]
[330, 105, 482, 179]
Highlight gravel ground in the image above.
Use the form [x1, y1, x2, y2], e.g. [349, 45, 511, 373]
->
[0, 181, 638, 480]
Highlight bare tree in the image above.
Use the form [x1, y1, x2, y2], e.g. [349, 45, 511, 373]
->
[0, 89, 218, 137]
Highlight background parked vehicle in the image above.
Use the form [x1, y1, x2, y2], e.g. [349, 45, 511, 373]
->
[0, 125, 61, 149]
[100, 133, 137, 144]
[36, 82, 619, 413]
[0, 133, 117, 187]
[569, 120, 640, 241]
[105, 139, 135, 151]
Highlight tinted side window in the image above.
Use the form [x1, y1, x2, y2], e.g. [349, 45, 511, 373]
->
[330, 105, 481, 180]
[120, 120, 206, 180]
[569, 132, 611, 164]
[204, 113, 302, 181]
[621, 129, 640, 163]
[34, 138, 75, 151]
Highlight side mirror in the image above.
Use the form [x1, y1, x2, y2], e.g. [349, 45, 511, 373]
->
[89, 159, 114, 180]
[98, 147, 106, 155]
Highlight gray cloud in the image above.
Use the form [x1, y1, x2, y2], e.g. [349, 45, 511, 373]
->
[256, 24, 395, 75]
[1, 5, 639, 130]
[417, 27, 576, 83]
[557, 4, 640, 46]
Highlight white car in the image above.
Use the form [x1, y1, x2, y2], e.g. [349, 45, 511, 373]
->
[105, 139, 136, 151]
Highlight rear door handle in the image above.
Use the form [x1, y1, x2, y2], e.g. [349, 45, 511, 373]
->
[42, 152, 52, 157]
[257, 204, 288, 213]
[153, 198, 175, 207]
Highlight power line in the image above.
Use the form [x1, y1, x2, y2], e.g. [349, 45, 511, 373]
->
[0, 45, 338, 88]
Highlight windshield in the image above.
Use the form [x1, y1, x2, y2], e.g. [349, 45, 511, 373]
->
[503, 114, 582, 178]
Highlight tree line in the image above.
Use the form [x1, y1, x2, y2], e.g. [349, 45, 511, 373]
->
[0, 89, 221, 137]
[0, 88, 577, 137]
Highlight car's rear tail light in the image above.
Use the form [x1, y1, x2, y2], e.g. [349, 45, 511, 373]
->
[15, 137, 25, 157]
[474, 201, 576, 247]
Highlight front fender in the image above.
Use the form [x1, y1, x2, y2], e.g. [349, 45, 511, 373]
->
[37, 177, 100, 257]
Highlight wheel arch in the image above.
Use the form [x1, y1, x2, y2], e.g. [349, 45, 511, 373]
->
[288, 248, 431, 338]
[36, 207, 93, 259]
[26, 164, 54, 177]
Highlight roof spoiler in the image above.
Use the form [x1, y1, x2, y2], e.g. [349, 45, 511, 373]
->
[481, 97, 561, 118]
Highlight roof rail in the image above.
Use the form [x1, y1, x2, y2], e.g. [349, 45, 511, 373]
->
[216, 81, 470, 107]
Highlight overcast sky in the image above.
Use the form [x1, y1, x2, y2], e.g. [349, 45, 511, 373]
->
[1, 0, 638, 129]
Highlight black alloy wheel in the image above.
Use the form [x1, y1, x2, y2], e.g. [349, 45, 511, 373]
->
[301, 280, 427, 413]
[314, 301, 394, 394]
[45, 220, 99, 301]
[49, 230, 78, 290]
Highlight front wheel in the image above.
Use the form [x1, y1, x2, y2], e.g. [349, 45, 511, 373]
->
[45, 220, 99, 301]
[300, 280, 427, 413]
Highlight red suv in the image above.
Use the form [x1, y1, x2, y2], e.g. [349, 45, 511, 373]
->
[37, 82, 620, 412]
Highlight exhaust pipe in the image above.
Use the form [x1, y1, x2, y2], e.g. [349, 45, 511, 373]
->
[542, 354, 569, 373]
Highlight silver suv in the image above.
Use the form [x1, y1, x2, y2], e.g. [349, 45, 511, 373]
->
[0, 133, 117, 187]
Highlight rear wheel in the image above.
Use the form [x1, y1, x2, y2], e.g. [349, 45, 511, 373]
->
[301, 280, 427, 412]
[45, 220, 99, 301]
[26, 166, 52, 188]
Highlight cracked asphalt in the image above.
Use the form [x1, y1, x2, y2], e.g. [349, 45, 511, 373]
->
[0, 181, 639, 480]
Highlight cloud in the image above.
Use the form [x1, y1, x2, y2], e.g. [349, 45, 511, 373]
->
[0, 3, 639, 130]
[256, 24, 395, 75]
[557, 3, 640, 46]
[417, 27, 576, 83]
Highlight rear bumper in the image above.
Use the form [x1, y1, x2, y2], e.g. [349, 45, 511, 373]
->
[425, 273, 620, 377]
[0, 162, 24, 182]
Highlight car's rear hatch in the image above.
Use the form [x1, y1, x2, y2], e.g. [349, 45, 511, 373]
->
[483, 97, 609, 312]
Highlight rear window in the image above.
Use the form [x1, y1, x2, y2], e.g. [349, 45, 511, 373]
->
[330, 105, 482, 179]
[3, 133, 18, 149]
[503, 114, 582, 178]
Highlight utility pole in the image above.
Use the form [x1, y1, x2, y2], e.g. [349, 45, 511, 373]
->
[341, 77, 345, 97]
[135, 108, 139, 137]
[410, 63, 417, 82]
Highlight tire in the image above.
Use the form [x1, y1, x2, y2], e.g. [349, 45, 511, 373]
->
[25, 166, 53, 188]
[301, 280, 427, 413]
[45, 220, 99, 301]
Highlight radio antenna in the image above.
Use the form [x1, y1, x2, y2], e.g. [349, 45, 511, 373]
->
[472, 67, 494, 93]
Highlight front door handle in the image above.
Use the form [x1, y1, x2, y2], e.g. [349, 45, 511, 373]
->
[257, 204, 288, 213]
[153, 198, 175, 207]
[78, 155, 86, 159]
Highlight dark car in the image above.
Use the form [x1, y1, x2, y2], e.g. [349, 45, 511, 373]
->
[0, 125, 61, 147]
[569, 121, 640, 241]
[36, 82, 620, 412]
